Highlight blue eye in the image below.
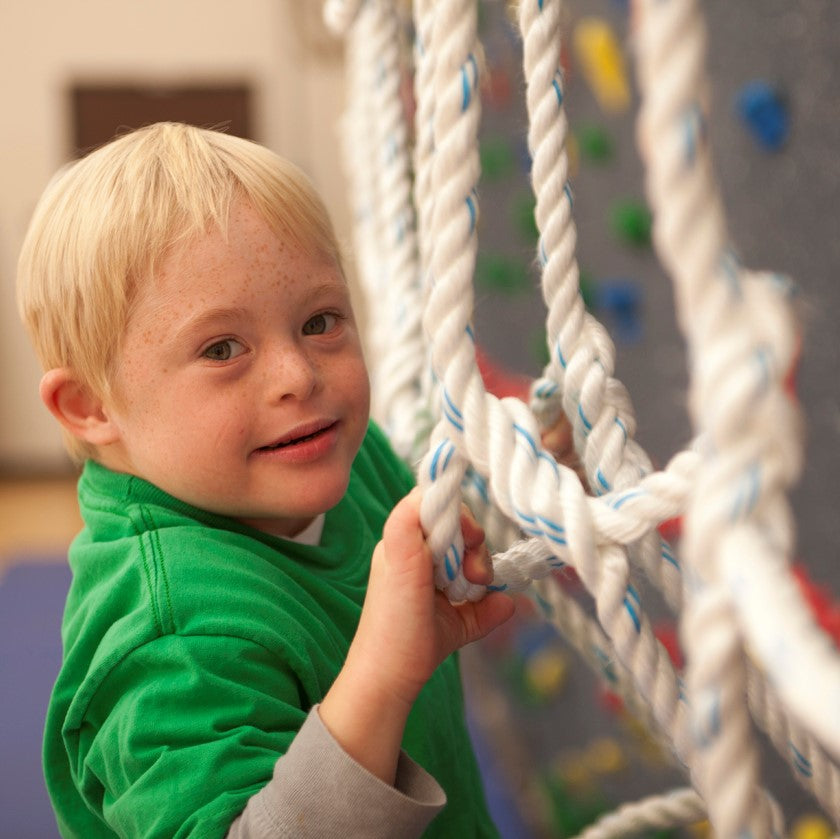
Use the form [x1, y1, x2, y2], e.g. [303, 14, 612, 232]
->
[203, 339, 245, 361]
[302, 313, 338, 336]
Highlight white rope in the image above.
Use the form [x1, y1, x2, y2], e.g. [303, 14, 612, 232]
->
[362, 0, 428, 461]
[519, 0, 652, 504]
[746, 655, 840, 827]
[412, 0, 436, 291]
[634, 0, 812, 834]
[410, 0, 440, 458]
[337, 1, 431, 461]
[572, 788, 706, 839]
[339, 3, 389, 410]
[326, 0, 840, 835]
[414, 0, 485, 602]
[531, 572, 671, 756]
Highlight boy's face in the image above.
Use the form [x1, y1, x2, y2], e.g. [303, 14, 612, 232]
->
[100, 199, 371, 537]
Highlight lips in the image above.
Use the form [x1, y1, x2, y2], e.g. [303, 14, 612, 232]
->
[256, 420, 338, 453]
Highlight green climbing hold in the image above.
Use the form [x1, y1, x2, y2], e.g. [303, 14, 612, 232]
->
[512, 192, 540, 244]
[479, 137, 515, 181]
[575, 122, 614, 163]
[475, 253, 530, 294]
[609, 198, 652, 247]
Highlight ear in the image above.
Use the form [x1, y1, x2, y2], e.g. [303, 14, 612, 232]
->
[39, 368, 121, 447]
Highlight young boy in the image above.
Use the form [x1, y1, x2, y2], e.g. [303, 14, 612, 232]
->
[18, 122, 515, 838]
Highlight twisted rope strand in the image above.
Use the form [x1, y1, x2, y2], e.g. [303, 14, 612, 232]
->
[363, 0, 428, 460]
[532, 572, 675, 758]
[573, 788, 706, 839]
[520, 0, 651, 503]
[416, 0, 485, 601]
[517, 0, 694, 635]
[411, 0, 440, 450]
[634, 0, 801, 833]
[339, 3, 390, 418]
[747, 656, 840, 828]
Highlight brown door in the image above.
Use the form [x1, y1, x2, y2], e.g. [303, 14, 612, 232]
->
[71, 84, 253, 157]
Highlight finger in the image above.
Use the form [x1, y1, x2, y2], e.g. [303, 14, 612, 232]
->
[455, 593, 515, 646]
[541, 413, 574, 458]
[459, 504, 486, 549]
[462, 542, 494, 586]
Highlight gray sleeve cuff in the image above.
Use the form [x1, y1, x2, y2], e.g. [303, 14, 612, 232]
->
[226, 705, 446, 838]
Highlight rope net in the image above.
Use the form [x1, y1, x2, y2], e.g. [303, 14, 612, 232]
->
[323, 0, 840, 835]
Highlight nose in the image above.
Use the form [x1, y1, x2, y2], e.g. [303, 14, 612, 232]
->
[270, 342, 321, 402]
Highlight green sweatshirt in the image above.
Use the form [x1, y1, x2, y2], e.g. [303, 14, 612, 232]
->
[44, 422, 499, 838]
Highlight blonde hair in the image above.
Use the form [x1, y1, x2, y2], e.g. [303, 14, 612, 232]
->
[17, 122, 343, 462]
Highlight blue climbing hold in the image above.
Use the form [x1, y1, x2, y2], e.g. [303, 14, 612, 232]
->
[597, 279, 643, 344]
[736, 80, 789, 152]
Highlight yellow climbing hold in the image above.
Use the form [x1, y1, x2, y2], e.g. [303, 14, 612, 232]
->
[790, 813, 834, 839]
[524, 646, 569, 699]
[583, 737, 626, 775]
[573, 18, 631, 114]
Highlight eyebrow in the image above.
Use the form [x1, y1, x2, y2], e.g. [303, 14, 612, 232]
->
[172, 306, 251, 342]
[168, 276, 350, 344]
[303, 277, 350, 301]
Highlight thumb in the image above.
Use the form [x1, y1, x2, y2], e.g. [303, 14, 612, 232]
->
[471, 592, 516, 640]
[379, 490, 432, 580]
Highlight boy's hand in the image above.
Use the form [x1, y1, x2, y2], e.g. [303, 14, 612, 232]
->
[357, 490, 514, 705]
[319, 490, 514, 784]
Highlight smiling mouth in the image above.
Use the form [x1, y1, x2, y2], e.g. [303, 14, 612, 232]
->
[258, 422, 337, 452]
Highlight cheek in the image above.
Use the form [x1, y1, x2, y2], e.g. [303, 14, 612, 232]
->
[344, 357, 371, 407]
[197, 401, 253, 447]
[121, 376, 206, 446]
[108, 379, 161, 436]
[359, 371, 372, 413]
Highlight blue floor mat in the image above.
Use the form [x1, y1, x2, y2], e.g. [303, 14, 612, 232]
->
[466, 699, 535, 838]
[0, 561, 70, 839]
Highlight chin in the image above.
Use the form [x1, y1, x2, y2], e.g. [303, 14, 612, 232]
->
[261, 481, 349, 523]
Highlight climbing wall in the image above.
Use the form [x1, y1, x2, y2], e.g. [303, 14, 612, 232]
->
[465, 1, 840, 836]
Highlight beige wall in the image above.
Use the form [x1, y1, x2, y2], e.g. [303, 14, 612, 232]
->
[0, 0, 350, 471]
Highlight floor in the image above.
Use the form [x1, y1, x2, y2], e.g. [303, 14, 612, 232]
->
[0, 476, 81, 573]
[0, 476, 78, 839]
